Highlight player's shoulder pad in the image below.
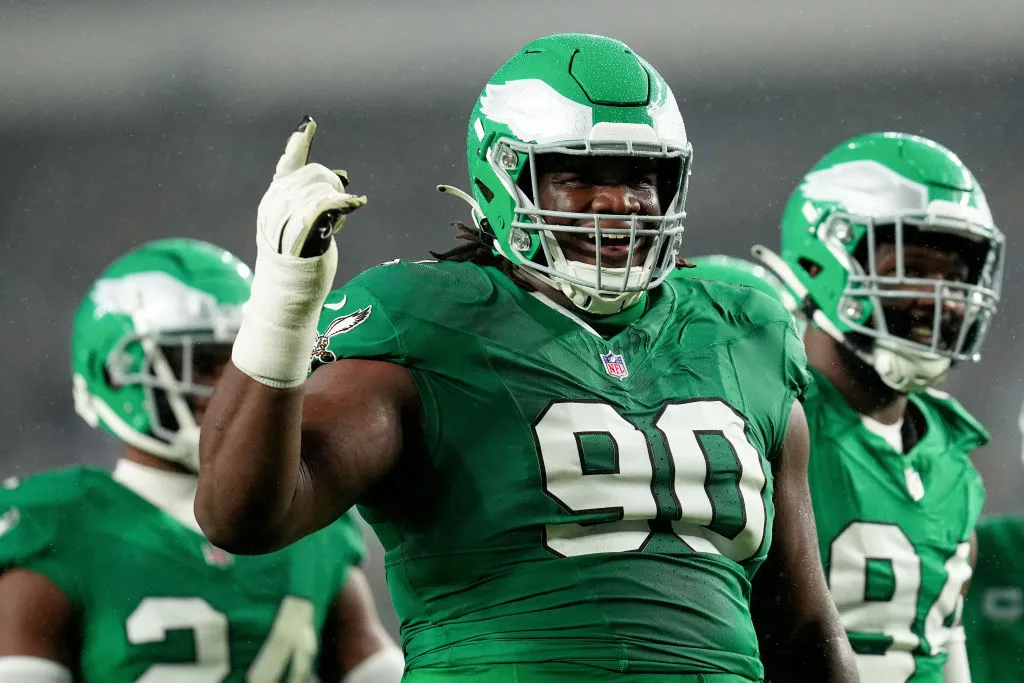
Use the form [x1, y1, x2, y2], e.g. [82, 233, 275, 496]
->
[0, 466, 108, 512]
[917, 387, 991, 452]
[666, 276, 794, 331]
[341, 258, 498, 310]
[312, 259, 499, 369]
[0, 467, 110, 569]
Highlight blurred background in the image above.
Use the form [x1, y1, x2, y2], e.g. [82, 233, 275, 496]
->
[2, 0, 1023, 638]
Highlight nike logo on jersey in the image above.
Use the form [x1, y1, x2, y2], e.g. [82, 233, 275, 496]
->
[323, 295, 348, 311]
[0, 507, 20, 538]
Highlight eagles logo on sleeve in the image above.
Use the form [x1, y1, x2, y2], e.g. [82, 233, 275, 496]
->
[311, 305, 373, 364]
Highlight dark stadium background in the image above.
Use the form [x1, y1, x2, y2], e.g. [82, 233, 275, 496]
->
[2, 0, 1022, 637]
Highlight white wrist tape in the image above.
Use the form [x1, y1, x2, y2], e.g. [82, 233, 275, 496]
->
[232, 233, 338, 388]
[0, 657, 73, 683]
[342, 646, 405, 683]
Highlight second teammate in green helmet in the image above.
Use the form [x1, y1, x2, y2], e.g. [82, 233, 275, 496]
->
[757, 132, 1001, 683]
[0, 238, 403, 683]
[765, 131, 1003, 393]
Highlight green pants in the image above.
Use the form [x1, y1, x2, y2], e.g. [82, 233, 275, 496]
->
[404, 663, 758, 682]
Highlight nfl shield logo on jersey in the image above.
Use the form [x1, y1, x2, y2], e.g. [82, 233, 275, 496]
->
[203, 543, 235, 568]
[600, 351, 629, 380]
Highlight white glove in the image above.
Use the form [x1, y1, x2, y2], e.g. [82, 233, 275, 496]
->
[232, 117, 367, 388]
[257, 116, 367, 257]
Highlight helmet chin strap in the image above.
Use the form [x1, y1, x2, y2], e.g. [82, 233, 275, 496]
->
[863, 341, 951, 393]
[751, 244, 950, 393]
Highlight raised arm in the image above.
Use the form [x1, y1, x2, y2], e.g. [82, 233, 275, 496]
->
[196, 358, 418, 554]
[195, 118, 408, 554]
[751, 399, 859, 683]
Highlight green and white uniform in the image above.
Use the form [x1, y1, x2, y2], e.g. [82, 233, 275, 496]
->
[0, 466, 365, 682]
[963, 515, 1024, 683]
[804, 368, 988, 682]
[314, 259, 808, 681]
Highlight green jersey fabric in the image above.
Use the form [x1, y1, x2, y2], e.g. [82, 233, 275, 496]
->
[312, 260, 809, 680]
[963, 515, 1024, 683]
[0, 467, 365, 682]
[803, 368, 988, 682]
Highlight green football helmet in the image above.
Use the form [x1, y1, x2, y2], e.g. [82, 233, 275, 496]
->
[758, 132, 1004, 392]
[71, 238, 252, 471]
[445, 33, 692, 315]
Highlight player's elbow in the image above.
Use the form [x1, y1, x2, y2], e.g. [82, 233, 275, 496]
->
[194, 493, 287, 556]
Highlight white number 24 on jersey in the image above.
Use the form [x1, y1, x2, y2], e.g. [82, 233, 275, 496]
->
[829, 522, 972, 682]
[126, 596, 317, 683]
[534, 399, 768, 562]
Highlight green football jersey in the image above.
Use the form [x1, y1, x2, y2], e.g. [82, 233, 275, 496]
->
[963, 515, 1024, 683]
[0, 466, 365, 682]
[312, 260, 809, 680]
[803, 367, 988, 683]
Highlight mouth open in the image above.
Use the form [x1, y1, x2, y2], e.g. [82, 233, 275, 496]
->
[557, 232, 651, 269]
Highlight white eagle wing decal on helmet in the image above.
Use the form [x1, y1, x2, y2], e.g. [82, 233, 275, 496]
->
[91, 272, 220, 333]
[479, 79, 593, 144]
[801, 160, 929, 216]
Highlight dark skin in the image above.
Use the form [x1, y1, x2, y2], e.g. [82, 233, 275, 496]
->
[0, 349, 397, 678]
[196, 154, 857, 682]
[806, 242, 969, 425]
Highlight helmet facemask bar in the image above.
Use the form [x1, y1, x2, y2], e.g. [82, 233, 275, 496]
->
[493, 136, 690, 306]
[107, 329, 233, 445]
[825, 211, 1004, 362]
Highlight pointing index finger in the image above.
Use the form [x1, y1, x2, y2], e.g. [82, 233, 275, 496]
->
[274, 115, 317, 180]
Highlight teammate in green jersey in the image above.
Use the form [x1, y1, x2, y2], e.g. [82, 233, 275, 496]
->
[750, 132, 1004, 683]
[0, 239, 403, 682]
[195, 34, 857, 682]
[962, 400, 1024, 683]
[963, 514, 1024, 682]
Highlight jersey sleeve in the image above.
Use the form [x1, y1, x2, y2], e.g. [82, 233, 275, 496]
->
[782, 321, 810, 401]
[310, 268, 408, 372]
[734, 288, 811, 459]
[0, 479, 86, 606]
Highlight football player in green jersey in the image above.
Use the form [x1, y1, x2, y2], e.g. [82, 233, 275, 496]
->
[752, 132, 1005, 683]
[195, 34, 857, 682]
[963, 514, 1024, 682]
[961, 402, 1024, 682]
[0, 239, 403, 682]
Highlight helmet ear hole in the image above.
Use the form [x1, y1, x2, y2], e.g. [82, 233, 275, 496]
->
[474, 178, 495, 203]
[101, 364, 116, 389]
[798, 257, 823, 278]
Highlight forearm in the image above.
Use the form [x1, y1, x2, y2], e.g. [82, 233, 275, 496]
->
[196, 363, 307, 553]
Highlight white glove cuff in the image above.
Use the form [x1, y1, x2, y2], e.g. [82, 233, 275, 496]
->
[232, 234, 338, 388]
[342, 646, 405, 683]
[0, 657, 73, 683]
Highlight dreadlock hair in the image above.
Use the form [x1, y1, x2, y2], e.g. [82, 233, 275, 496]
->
[430, 222, 517, 277]
[431, 222, 694, 273]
